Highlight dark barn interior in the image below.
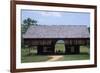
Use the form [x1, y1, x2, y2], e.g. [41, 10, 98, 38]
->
[23, 25, 90, 55]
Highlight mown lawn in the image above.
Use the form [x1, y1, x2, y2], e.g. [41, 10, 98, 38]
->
[21, 49, 50, 63]
[60, 54, 89, 61]
[21, 44, 90, 63]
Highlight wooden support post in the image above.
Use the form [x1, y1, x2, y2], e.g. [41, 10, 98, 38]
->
[74, 45, 80, 54]
[37, 45, 43, 54]
[65, 45, 71, 54]
[65, 45, 80, 54]
[51, 45, 55, 54]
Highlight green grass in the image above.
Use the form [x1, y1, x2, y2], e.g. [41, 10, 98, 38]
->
[60, 54, 89, 61]
[21, 44, 90, 63]
[80, 46, 89, 53]
[21, 49, 49, 63]
[55, 43, 65, 53]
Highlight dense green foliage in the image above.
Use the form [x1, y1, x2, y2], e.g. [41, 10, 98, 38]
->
[21, 18, 38, 34]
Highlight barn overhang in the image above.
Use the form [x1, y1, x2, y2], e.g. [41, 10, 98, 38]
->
[23, 38, 90, 46]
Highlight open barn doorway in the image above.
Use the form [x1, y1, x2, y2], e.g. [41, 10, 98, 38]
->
[55, 40, 65, 55]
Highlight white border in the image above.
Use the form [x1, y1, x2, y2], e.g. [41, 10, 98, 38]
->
[16, 5, 95, 69]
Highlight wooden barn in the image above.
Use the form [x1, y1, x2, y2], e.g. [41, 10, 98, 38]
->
[23, 25, 90, 55]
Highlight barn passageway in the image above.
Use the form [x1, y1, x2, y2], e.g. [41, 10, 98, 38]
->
[55, 40, 65, 54]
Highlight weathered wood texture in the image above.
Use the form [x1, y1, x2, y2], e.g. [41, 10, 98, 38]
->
[65, 45, 80, 54]
[24, 39, 89, 46]
[23, 39, 89, 54]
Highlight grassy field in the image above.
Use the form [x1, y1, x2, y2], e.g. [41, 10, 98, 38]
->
[21, 44, 90, 63]
[21, 49, 50, 63]
[55, 43, 65, 53]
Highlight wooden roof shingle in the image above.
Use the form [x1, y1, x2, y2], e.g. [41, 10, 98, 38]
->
[23, 25, 90, 39]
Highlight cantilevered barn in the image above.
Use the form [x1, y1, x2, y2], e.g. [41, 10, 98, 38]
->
[23, 25, 90, 54]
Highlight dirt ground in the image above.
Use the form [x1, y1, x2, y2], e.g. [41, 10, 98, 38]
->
[47, 55, 63, 61]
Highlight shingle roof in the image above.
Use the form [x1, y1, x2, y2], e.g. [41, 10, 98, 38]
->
[23, 25, 90, 39]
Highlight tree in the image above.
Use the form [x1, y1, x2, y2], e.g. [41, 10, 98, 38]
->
[22, 18, 38, 34]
